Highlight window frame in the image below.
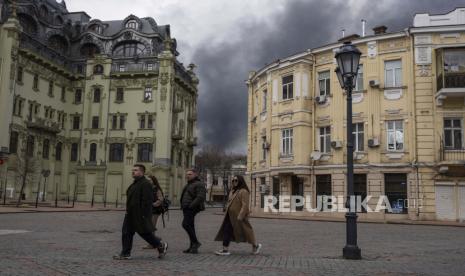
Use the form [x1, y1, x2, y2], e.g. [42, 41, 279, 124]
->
[109, 143, 124, 162]
[352, 123, 364, 152]
[281, 75, 294, 100]
[137, 143, 153, 162]
[384, 59, 402, 88]
[319, 126, 331, 153]
[386, 120, 404, 151]
[281, 128, 293, 156]
[318, 71, 331, 96]
[444, 118, 463, 149]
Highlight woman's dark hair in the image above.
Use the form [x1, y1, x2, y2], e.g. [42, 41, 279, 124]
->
[232, 175, 249, 192]
[149, 175, 162, 192]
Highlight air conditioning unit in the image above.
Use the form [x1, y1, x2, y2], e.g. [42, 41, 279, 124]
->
[262, 142, 271, 150]
[310, 151, 322, 161]
[315, 95, 326, 104]
[331, 140, 343, 149]
[369, 79, 380, 87]
[6, 188, 14, 198]
[368, 138, 380, 148]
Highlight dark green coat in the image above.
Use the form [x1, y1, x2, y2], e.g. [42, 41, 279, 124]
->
[180, 178, 206, 211]
[125, 176, 154, 233]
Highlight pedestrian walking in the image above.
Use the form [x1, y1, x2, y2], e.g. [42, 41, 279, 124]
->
[142, 175, 164, 249]
[113, 164, 168, 260]
[180, 168, 206, 254]
[214, 175, 262, 256]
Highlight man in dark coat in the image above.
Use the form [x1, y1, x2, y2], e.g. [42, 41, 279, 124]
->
[180, 168, 206, 254]
[113, 164, 168, 260]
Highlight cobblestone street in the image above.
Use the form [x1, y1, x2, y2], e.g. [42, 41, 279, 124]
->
[1, 209, 464, 275]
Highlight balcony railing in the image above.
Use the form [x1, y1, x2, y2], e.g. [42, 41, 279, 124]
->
[440, 139, 465, 162]
[437, 72, 465, 91]
[111, 63, 159, 73]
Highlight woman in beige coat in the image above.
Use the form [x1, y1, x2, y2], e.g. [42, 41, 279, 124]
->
[214, 175, 262, 255]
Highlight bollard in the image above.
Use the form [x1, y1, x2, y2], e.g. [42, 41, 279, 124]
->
[55, 182, 58, 208]
[91, 186, 95, 207]
[35, 178, 41, 208]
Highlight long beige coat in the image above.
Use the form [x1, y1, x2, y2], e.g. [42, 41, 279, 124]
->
[214, 189, 256, 245]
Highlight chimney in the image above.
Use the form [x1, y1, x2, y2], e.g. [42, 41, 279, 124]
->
[373, 25, 387, 35]
[361, 19, 366, 37]
[341, 28, 345, 38]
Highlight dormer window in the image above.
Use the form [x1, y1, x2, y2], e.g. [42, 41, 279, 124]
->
[126, 20, 138, 29]
[90, 24, 102, 34]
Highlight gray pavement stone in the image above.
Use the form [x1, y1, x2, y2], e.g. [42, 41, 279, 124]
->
[0, 209, 464, 275]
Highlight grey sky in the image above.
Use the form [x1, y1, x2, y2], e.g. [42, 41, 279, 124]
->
[66, 0, 464, 154]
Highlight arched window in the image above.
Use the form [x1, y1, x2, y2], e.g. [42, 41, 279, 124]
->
[39, 5, 48, 18]
[55, 142, 62, 161]
[18, 14, 38, 35]
[125, 20, 138, 29]
[89, 143, 97, 162]
[80, 43, 100, 58]
[89, 24, 102, 34]
[93, 64, 103, 74]
[48, 35, 68, 54]
[55, 16, 63, 25]
[112, 41, 146, 57]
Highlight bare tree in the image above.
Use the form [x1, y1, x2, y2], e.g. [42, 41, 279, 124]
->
[15, 136, 40, 207]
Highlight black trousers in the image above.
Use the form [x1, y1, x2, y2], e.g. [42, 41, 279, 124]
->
[222, 213, 234, 247]
[182, 208, 199, 245]
[121, 215, 161, 255]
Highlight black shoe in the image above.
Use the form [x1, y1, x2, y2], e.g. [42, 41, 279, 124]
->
[190, 242, 201, 254]
[183, 248, 192, 253]
[158, 242, 168, 258]
[113, 254, 131, 260]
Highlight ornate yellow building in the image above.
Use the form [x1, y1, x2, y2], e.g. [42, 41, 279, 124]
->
[247, 8, 465, 221]
[0, 0, 198, 204]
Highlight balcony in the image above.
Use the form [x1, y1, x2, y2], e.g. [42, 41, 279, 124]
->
[186, 137, 197, 146]
[110, 63, 159, 75]
[172, 131, 183, 140]
[188, 111, 197, 121]
[26, 118, 61, 134]
[440, 139, 465, 164]
[436, 72, 465, 105]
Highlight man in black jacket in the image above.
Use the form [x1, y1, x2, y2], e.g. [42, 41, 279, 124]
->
[180, 168, 206, 253]
[113, 164, 168, 260]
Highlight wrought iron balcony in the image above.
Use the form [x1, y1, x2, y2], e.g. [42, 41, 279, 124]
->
[110, 63, 159, 74]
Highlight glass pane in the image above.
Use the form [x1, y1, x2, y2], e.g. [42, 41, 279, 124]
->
[453, 119, 461, 128]
[388, 132, 395, 150]
[319, 80, 325, 95]
[444, 119, 451, 128]
[454, 130, 462, 149]
[395, 68, 402, 86]
[386, 69, 393, 87]
[395, 121, 403, 130]
[387, 121, 394, 129]
[444, 129, 452, 147]
[325, 135, 331, 153]
[320, 136, 324, 152]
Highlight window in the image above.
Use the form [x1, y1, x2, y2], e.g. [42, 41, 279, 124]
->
[61, 87, 66, 101]
[126, 20, 138, 29]
[33, 74, 39, 90]
[354, 174, 367, 213]
[9, 131, 19, 154]
[354, 65, 363, 91]
[77, 65, 84, 74]
[75, 89, 82, 103]
[93, 88, 101, 103]
[147, 115, 154, 129]
[444, 118, 463, 149]
[118, 64, 126, 72]
[318, 71, 331, 96]
[147, 63, 153, 71]
[137, 143, 153, 162]
[61, 114, 66, 129]
[70, 143, 78, 161]
[109, 143, 124, 162]
[262, 89, 267, 112]
[89, 143, 97, 162]
[316, 175, 332, 205]
[72, 116, 80, 130]
[17, 67, 23, 83]
[112, 115, 117, 129]
[42, 139, 50, 159]
[352, 123, 364, 152]
[48, 81, 54, 96]
[116, 88, 124, 102]
[144, 87, 152, 101]
[319, 126, 331, 153]
[177, 151, 182, 167]
[48, 35, 67, 54]
[387, 120, 403, 151]
[80, 43, 100, 58]
[93, 64, 103, 74]
[262, 137, 267, 160]
[13, 98, 18, 116]
[120, 115, 126, 129]
[26, 135, 35, 157]
[91, 116, 99, 129]
[140, 115, 145, 129]
[90, 24, 102, 34]
[55, 142, 62, 161]
[282, 75, 293, 100]
[384, 174, 407, 214]
[112, 42, 146, 57]
[385, 60, 402, 87]
[281, 128, 293, 156]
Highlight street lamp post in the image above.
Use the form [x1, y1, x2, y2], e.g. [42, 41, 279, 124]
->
[335, 41, 362, 260]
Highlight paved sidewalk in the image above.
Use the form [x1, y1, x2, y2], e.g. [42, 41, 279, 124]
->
[1, 209, 464, 275]
[0, 201, 125, 214]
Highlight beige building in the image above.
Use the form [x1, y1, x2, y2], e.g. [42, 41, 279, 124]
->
[0, 0, 198, 204]
[247, 8, 465, 221]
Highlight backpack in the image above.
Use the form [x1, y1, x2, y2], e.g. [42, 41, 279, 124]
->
[153, 186, 171, 228]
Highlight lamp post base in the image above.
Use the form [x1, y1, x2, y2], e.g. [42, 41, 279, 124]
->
[343, 245, 361, 260]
